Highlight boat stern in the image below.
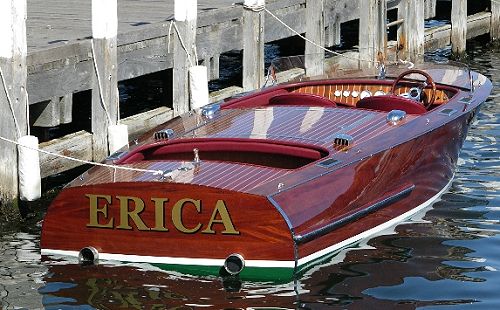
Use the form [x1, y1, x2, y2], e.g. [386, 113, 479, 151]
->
[40, 182, 295, 280]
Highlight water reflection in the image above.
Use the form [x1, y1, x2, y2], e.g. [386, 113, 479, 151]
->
[41, 262, 299, 309]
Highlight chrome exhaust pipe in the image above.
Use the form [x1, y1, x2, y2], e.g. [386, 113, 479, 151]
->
[224, 253, 245, 276]
[78, 246, 99, 265]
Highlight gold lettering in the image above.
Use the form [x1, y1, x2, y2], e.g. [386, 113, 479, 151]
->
[202, 200, 240, 235]
[151, 197, 169, 232]
[172, 198, 202, 234]
[86, 194, 114, 228]
[116, 196, 149, 231]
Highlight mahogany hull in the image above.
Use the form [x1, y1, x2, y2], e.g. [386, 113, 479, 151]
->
[40, 64, 492, 281]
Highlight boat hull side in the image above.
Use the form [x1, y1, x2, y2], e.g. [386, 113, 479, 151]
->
[272, 108, 476, 269]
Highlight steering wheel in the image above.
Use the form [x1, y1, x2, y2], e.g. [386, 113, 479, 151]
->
[391, 69, 436, 108]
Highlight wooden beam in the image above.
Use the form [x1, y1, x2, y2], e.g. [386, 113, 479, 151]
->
[242, 0, 265, 91]
[91, 0, 119, 161]
[40, 107, 174, 178]
[359, 0, 386, 68]
[305, 0, 325, 77]
[120, 107, 174, 141]
[173, 0, 197, 114]
[451, 0, 467, 56]
[0, 0, 28, 205]
[491, 0, 500, 41]
[398, 0, 424, 62]
[425, 12, 491, 50]
[39, 131, 93, 178]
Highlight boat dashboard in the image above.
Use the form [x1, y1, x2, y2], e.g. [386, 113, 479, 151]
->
[222, 73, 459, 115]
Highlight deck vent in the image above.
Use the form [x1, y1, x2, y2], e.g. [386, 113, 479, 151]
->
[333, 133, 353, 148]
[439, 108, 457, 116]
[317, 157, 341, 168]
[154, 128, 174, 140]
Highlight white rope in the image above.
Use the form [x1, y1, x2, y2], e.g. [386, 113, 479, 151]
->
[171, 21, 194, 67]
[167, 21, 174, 53]
[399, 59, 415, 69]
[0, 65, 22, 138]
[265, 8, 418, 69]
[25, 89, 30, 136]
[0, 135, 163, 176]
[116, 87, 121, 125]
[90, 39, 114, 124]
[264, 8, 381, 65]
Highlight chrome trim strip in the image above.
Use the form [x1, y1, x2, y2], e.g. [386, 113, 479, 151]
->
[294, 184, 415, 244]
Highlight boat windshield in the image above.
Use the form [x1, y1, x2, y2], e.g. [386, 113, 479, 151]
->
[269, 55, 486, 91]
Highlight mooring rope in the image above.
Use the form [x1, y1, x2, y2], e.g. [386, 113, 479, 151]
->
[168, 20, 195, 67]
[25, 89, 31, 136]
[264, 8, 414, 69]
[0, 134, 164, 176]
[0, 65, 22, 139]
[90, 39, 114, 124]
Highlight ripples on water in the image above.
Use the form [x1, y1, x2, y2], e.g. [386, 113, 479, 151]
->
[1, 39, 499, 309]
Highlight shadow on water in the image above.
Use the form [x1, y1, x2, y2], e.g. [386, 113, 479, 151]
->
[2, 35, 500, 309]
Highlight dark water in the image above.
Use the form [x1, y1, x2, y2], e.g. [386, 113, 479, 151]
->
[1, 38, 500, 309]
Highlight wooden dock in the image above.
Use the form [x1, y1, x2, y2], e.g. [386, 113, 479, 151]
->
[0, 0, 498, 210]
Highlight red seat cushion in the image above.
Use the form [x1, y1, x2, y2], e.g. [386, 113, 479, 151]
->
[357, 95, 427, 114]
[269, 93, 337, 107]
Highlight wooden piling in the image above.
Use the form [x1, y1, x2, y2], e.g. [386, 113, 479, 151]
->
[491, 0, 500, 41]
[398, 0, 425, 62]
[359, 0, 387, 68]
[305, 0, 325, 77]
[326, 16, 341, 48]
[210, 55, 220, 80]
[173, 0, 197, 114]
[242, 0, 265, 91]
[451, 0, 467, 56]
[201, 55, 220, 81]
[91, 0, 119, 161]
[0, 0, 28, 207]
[32, 95, 72, 127]
[424, 0, 437, 19]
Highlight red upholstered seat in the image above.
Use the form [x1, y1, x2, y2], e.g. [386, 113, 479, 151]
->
[269, 92, 337, 107]
[356, 95, 427, 115]
[356, 95, 427, 114]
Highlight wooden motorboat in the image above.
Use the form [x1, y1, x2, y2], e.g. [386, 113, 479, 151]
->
[40, 61, 492, 281]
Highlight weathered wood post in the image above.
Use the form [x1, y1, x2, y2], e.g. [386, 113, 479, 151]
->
[202, 56, 220, 81]
[359, 0, 387, 68]
[398, 0, 425, 62]
[326, 15, 341, 48]
[424, 0, 437, 19]
[173, 0, 197, 114]
[242, 0, 265, 91]
[451, 0, 467, 56]
[305, 0, 325, 77]
[0, 0, 28, 209]
[91, 0, 119, 161]
[32, 95, 73, 127]
[492, 0, 500, 41]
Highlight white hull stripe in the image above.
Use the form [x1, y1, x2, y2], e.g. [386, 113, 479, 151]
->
[297, 176, 454, 266]
[41, 177, 453, 270]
